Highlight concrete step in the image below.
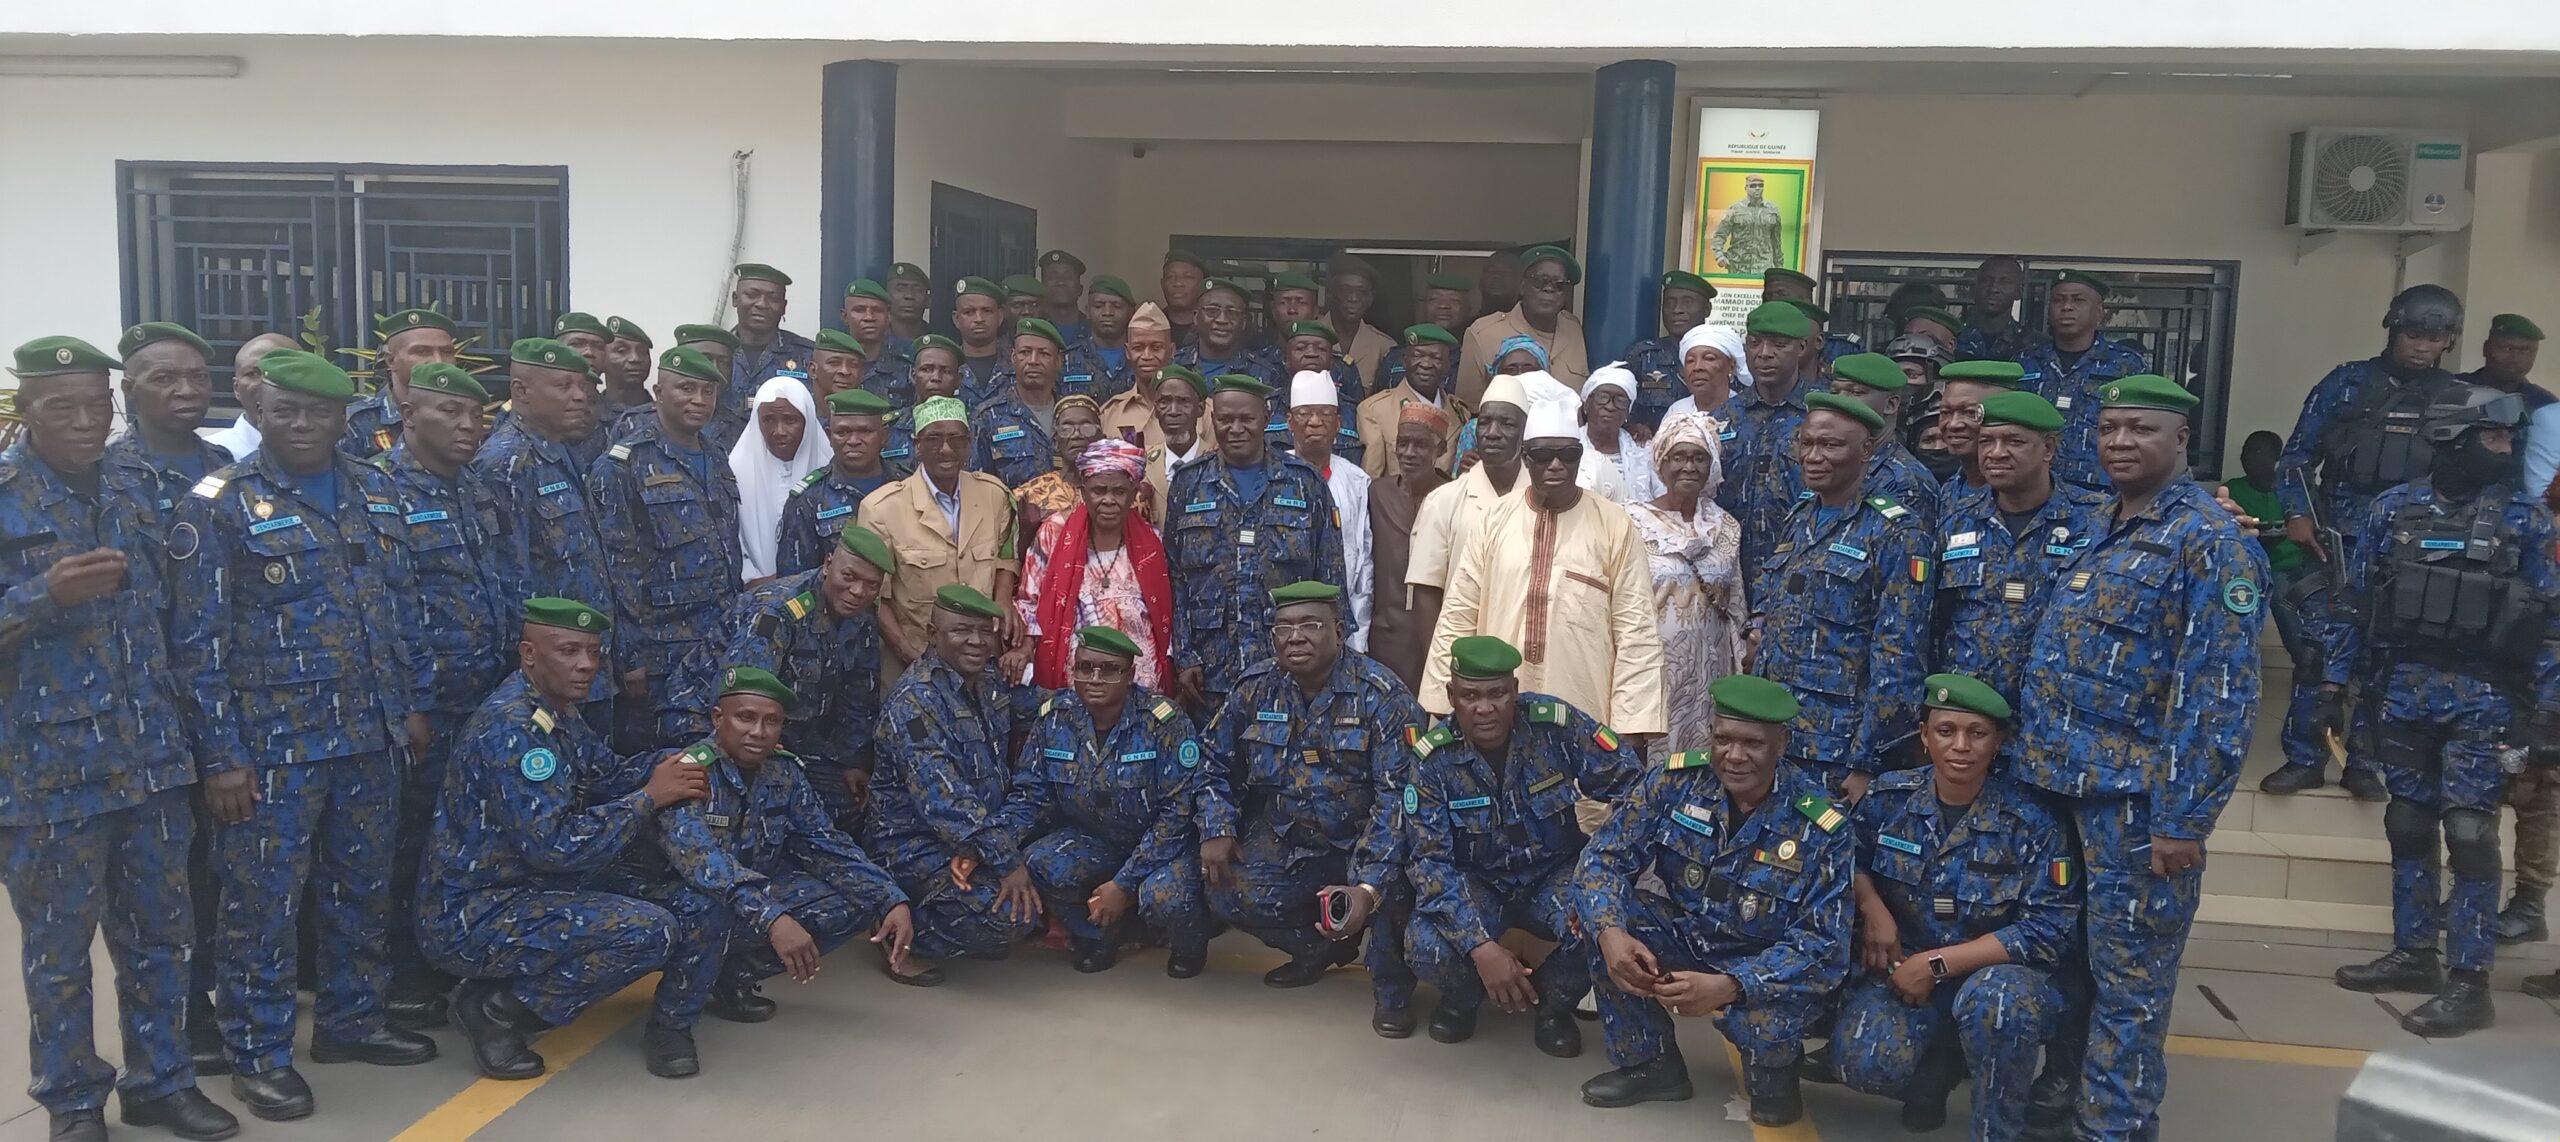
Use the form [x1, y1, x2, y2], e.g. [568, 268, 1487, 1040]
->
[2194, 894, 2560, 963]
[2207, 825, 2520, 905]
[2218, 784, 2387, 840]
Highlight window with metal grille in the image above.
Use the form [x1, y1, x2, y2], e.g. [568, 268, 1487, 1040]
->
[118, 161, 570, 412]
[1819, 252, 2240, 477]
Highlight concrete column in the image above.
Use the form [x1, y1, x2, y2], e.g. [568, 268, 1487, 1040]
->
[821, 60, 897, 309]
[1582, 60, 1677, 367]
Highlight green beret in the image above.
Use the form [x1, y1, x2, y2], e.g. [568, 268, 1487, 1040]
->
[510, 337, 592, 377]
[1157, 363, 1210, 398]
[888, 262, 928, 283]
[1830, 353, 1909, 392]
[658, 346, 722, 384]
[1075, 624, 1142, 659]
[1425, 273, 1474, 293]
[913, 395, 970, 431]
[1013, 318, 1066, 350]
[1805, 390, 1885, 434]
[257, 349, 357, 403]
[1450, 635, 1522, 680]
[552, 312, 610, 340]
[408, 362, 491, 403]
[1164, 249, 1208, 271]
[827, 388, 895, 416]
[1922, 672, 2013, 721]
[605, 316, 651, 346]
[1038, 249, 1086, 275]
[1284, 320, 1337, 345]
[117, 322, 213, 362]
[1977, 390, 2064, 433]
[1708, 674, 1799, 725]
[376, 307, 458, 339]
[912, 333, 963, 360]
[1518, 244, 1582, 284]
[1269, 580, 1341, 607]
[1089, 275, 1134, 303]
[2052, 270, 2111, 298]
[934, 583, 1003, 620]
[1763, 267, 1820, 292]
[1901, 306, 1962, 334]
[954, 277, 1004, 301]
[1939, 360, 2026, 388]
[1201, 277, 1250, 302]
[836, 522, 895, 573]
[1211, 373, 1275, 398]
[843, 278, 890, 303]
[11, 336, 118, 379]
[1745, 301, 1814, 340]
[2490, 313, 2544, 341]
[813, 329, 866, 357]
[1403, 323, 1459, 348]
[735, 263, 792, 287]
[718, 664, 797, 711]
[1271, 272, 1320, 295]
[2097, 373, 2198, 416]
[1782, 298, 1831, 325]
[1659, 270, 1716, 299]
[1001, 274, 1044, 300]
[673, 324, 738, 350]
[524, 596, 611, 634]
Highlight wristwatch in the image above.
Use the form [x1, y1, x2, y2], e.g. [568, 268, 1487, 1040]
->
[1355, 883, 1383, 909]
[1927, 953, 1949, 981]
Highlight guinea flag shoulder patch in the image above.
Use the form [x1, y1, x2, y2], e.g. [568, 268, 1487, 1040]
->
[1592, 726, 1622, 752]
[2050, 858, 2075, 887]
[1908, 556, 1932, 584]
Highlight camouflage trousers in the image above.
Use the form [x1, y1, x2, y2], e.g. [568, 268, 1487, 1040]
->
[581, 870, 738, 1031]
[1403, 864, 1589, 1012]
[212, 753, 397, 1073]
[1837, 963, 2062, 1142]
[2042, 793, 2201, 1142]
[720, 872, 895, 986]
[1589, 894, 1815, 1071]
[0, 788, 197, 1113]
[1022, 827, 1205, 946]
[1203, 823, 1414, 1007]
[882, 847, 1042, 962]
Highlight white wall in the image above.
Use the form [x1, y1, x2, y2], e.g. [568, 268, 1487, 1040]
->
[2462, 144, 2560, 329]
[894, 65, 1116, 281]
[1804, 91, 2477, 466]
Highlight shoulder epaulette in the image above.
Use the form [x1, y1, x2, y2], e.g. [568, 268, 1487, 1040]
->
[1793, 792, 1847, 833]
[800, 469, 829, 488]
[528, 705, 557, 734]
[1529, 699, 1570, 726]
[1413, 725, 1456, 758]
[1150, 698, 1179, 724]
[783, 591, 817, 620]
[608, 443, 632, 462]
[189, 474, 228, 499]
[1664, 749, 1711, 771]
[1039, 696, 1055, 717]
[1867, 495, 1909, 520]
[680, 741, 719, 766]
[369, 452, 394, 472]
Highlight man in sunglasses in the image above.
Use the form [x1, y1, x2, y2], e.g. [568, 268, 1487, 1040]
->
[1457, 246, 1591, 404]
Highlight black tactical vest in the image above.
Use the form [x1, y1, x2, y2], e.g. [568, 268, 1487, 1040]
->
[2321, 368, 2460, 496]
[2374, 487, 2546, 670]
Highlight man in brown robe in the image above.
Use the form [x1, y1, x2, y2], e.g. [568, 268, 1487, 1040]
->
[1365, 401, 1455, 691]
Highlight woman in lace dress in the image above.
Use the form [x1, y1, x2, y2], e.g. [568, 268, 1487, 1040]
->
[1621, 411, 1749, 752]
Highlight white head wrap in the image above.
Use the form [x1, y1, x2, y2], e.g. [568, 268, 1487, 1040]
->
[1288, 369, 1338, 409]
[1480, 372, 1530, 413]
[731, 376, 828, 580]
[1518, 371, 1582, 441]
[1585, 362, 1637, 402]
[1677, 323, 1753, 392]
[1650, 410, 1728, 500]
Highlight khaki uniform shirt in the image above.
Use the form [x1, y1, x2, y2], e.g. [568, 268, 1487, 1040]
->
[1421, 492, 1666, 734]
[856, 469, 1018, 676]
[1355, 384, 1470, 479]
[1456, 306, 1590, 406]
[1338, 321, 1396, 391]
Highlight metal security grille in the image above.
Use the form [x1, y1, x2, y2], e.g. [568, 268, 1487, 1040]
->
[1819, 252, 2241, 477]
[118, 162, 569, 397]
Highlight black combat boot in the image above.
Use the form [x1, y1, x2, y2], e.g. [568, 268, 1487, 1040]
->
[1580, 1054, 1694, 1107]
[1745, 1063, 1805, 1126]
[2335, 946, 2443, 993]
[117, 1086, 240, 1140]
[2495, 887, 2548, 945]
[2400, 971, 2495, 1038]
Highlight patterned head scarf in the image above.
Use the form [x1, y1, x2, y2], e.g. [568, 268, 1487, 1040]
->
[1055, 394, 1103, 422]
[913, 395, 970, 431]
[1075, 437, 1147, 481]
[1650, 409, 1727, 500]
[1494, 334, 1550, 371]
[1677, 323, 1753, 393]
[1398, 400, 1454, 435]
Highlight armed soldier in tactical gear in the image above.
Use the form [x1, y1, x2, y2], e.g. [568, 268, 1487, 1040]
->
[2324, 383, 2560, 1038]
[2264, 284, 2470, 799]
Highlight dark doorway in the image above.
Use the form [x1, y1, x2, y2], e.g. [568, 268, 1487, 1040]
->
[1174, 235, 1535, 347]
[929, 182, 1036, 331]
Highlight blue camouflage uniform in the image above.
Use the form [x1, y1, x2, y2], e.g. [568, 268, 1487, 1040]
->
[1621, 335, 1689, 430]
[1403, 696, 1643, 1012]
[419, 672, 691, 1028]
[466, 419, 618, 715]
[711, 332, 817, 453]
[373, 443, 513, 991]
[865, 649, 1043, 960]
[0, 444, 202, 1116]
[1954, 319, 2031, 365]
[860, 342, 917, 409]
[1822, 332, 1864, 365]
[341, 389, 404, 461]
[588, 423, 743, 745]
[1059, 341, 1134, 404]
[958, 354, 1010, 411]
[1197, 652, 1423, 1004]
[1712, 379, 1815, 583]
[1750, 493, 1934, 783]
[1164, 452, 1347, 704]
[2277, 358, 2466, 554]
[2327, 482, 2560, 975]
[689, 571, 887, 822]
[1864, 439, 1945, 535]
[990, 689, 1208, 948]
[1572, 761, 1854, 1071]
[1835, 771, 2080, 1142]
[1174, 344, 1279, 389]
[103, 433, 230, 519]
[774, 464, 910, 578]
[878, 408, 920, 475]
[167, 449, 422, 1073]
[969, 391, 1058, 490]
[2014, 476, 2264, 1142]
[2013, 336, 2150, 490]
[1930, 481, 2106, 700]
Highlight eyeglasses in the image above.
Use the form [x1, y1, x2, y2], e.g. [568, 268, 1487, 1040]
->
[1273, 618, 1335, 638]
[1521, 274, 1572, 293]
[1522, 444, 1584, 467]
[1070, 661, 1131, 681]
[1585, 391, 1630, 410]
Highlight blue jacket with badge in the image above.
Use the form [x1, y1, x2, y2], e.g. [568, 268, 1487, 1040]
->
[1620, 334, 1688, 430]
[1712, 379, 1815, 578]
[167, 448, 423, 774]
[648, 739, 908, 936]
[865, 648, 1028, 874]
[588, 421, 742, 684]
[1405, 694, 1644, 945]
[968, 391, 1059, 490]
[1195, 652, 1421, 890]
[375, 444, 512, 717]
[1853, 770, 2079, 966]
[701, 570, 886, 804]
[420, 671, 657, 911]
[2014, 335, 2151, 490]
[102, 433, 230, 523]
[775, 465, 910, 578]
[1751, 492, 1934, 775]
[340, 389, 403, 461]
[466, 420, 613, 619]
[1163, 451, 1347, 694]
[0, 444, 197, 826]
[1931, 481, 2107, 702]
[990, 688, 1204, 896]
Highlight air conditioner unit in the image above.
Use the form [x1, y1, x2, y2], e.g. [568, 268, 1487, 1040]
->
[2287, 128, 2471, 232]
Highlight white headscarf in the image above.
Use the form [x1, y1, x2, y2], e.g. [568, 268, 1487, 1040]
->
[731, 376, 827, 580]
[1677, 323, 1753, 394]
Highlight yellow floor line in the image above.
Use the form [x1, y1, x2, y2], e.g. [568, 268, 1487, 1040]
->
[389, 975, 657, 1142]
[1721, 1040, 1823, 1142]
[2163, 1034, 2369, 1069]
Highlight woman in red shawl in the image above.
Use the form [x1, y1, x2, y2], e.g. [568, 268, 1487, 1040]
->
[1014, 438, 1176, 690]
